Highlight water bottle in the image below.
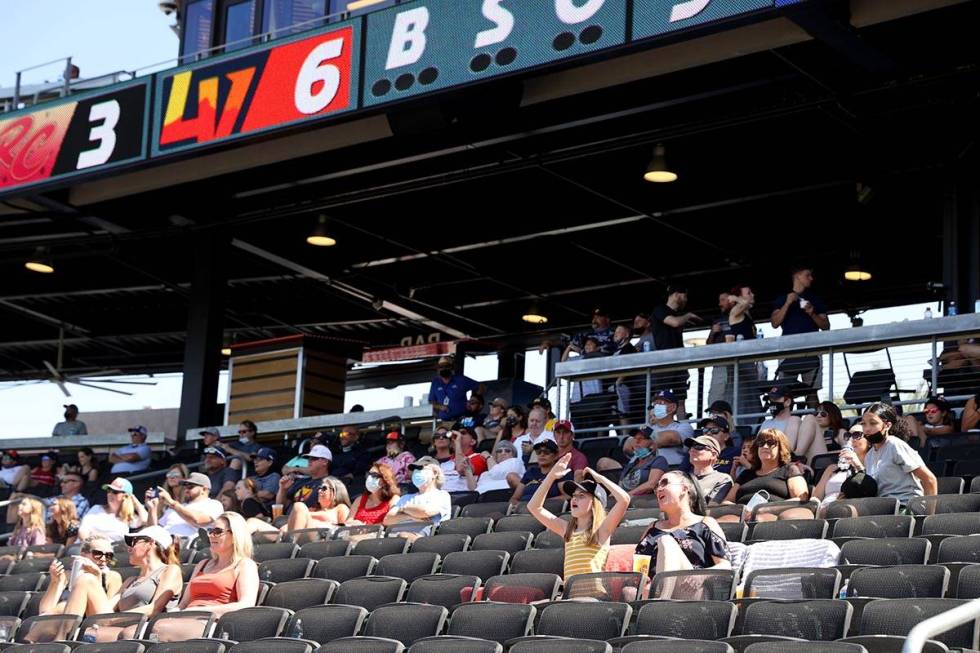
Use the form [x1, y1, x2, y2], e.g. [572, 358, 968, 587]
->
[0, 624, 10, 642]
[82, 624, 100, 644]
[837, 442, 854, 472]
[735, 334, 744, 342]
[292, 618, 304, 639]
[948, 301, 958, 316]
[643, 340, 651, 352]
[924, 307, 933, 319]
[838, 581, 849, 599]
[756, 330, 764, 339]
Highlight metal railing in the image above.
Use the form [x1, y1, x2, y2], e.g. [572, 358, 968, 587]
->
[554, 313, 980, 433]
[903, 598, 980, 653]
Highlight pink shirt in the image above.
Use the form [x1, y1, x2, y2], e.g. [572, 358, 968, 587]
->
[377, 451, 416, 484]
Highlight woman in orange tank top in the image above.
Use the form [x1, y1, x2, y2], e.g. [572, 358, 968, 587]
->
[153, 512, 259, 642]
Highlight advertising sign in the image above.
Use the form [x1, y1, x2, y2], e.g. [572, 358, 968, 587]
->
[0, 80, 149, 194]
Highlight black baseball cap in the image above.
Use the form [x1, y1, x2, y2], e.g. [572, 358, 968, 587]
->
[561, 479, 608, 509]
[532, 440, 559, 454]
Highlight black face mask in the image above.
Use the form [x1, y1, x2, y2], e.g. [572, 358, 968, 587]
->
[506, 416, 518, 426]
[769, 403, 785, 416]
[438, 368, 453, 379]
[864, 430, 886, 445]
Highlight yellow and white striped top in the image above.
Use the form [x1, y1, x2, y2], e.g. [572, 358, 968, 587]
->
[564, 530, 608, 579]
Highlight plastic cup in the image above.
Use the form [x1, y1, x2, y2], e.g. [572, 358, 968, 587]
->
[271, 504, 284, 520]
[633, 554, 652, 576]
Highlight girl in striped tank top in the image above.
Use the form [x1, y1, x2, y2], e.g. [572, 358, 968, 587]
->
[527, 452, 631, 582]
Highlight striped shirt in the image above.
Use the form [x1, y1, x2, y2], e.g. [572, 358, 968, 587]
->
[564, 530, 608, 579]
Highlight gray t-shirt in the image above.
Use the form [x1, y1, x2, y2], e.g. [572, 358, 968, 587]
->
[650, 420, 695, 465]
[695, 469, 733, 505]
[864, 436, 924, 504]
[53, 420, 88, 437]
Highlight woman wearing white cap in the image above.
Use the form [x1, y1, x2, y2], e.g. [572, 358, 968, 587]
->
[41, 527, 182, 640]
[78, 478, 147, 543]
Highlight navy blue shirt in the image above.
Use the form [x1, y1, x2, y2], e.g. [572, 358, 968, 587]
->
[429, 374, 480, 421]
[519, 468, 561, 502]
[772, 289, 827, 335]
[331, 444, 372, 478]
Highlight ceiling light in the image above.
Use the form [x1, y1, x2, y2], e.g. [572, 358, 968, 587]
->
[844, 251, 871, 282]
[522, 303, 548, 324]
[25, 247, 54, 274]
[643, 143, 678, 183]
[306, 215, 337, 247]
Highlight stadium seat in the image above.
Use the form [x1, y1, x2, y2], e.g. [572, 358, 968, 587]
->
[446, 602, 535, 644]
[634, 600, 735, 639]
[409, 535, 470, 557]
[313, 556, 378, 583]
[258, 558, 314, 583]
[261, 578, 339, 611]
[441, 551, 508, 582]
[362, 603, 448, 646]
[847, 565, 948, 598]
[334, 576, 407, 612]
[295, 540, 351, 560]
[481, 573, 560, 604]
[405, 574, 480, 609]
[283, 605, 367, 645]
[214, 606, 291, 641]
[376, 552, 440, 584]
[510, 549, 564, 577]
[352, 538, 410, 559]
[471, 532, 532, 555]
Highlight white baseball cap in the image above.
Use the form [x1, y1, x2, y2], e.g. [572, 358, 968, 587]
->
[124, 525, 173, 550]
[302, 444, 333, 461]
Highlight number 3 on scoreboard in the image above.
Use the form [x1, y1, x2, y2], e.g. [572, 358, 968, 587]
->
[294, 38, 344, 115]
[76, 100, 120, 170]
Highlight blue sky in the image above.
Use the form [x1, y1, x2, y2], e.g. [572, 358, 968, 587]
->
[0, 1, 178, 91]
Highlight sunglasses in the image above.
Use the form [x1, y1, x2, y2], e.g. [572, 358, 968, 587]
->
[757, 440, 778, 448]
[128, 537, 152, 547]
[924, 408, 941, 414]
[60, 478, 82, 484]
[317, 485, 332, 493]
[166, 472, 182, 479]
[87, 549, 114, 561]
[656, 478, 684, 489]
[815, 411, 829, 417]
[691, 444, 715, 452]
[207, 527, 228, 537]
[847, 432, 865, 440]
[107, 489, 127, 495]
[702, 428, 722, 435]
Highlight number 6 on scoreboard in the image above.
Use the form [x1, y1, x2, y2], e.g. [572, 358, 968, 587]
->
[294, 38, 344, 115]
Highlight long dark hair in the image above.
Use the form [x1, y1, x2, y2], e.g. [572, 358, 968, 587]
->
[863, 402, 912, 441]
[819, 402, 845, 434]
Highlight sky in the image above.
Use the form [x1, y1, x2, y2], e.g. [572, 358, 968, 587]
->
[0, 1, 179, 93]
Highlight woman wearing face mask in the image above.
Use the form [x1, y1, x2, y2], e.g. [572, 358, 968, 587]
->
[526, 453, 630, 582]
[813, 424, 873, 511]
[798, 402, 848, 453]
[758, 386, 812, 460]
[619, 428, 670, 496]
[497, 406, 528, 446]
[383, 457, 452, 540]
[376, 432, 415, 485]
[634, 471, 729, 591]
[861, 402, 937, 505]
[347, 464, 399, 526]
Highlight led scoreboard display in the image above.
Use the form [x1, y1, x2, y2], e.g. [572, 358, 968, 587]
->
[0, 1, 805, 197]
[153, 20, 360, 154]
[0, 80, 149, 193]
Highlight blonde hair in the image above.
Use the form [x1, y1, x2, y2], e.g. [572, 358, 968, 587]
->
[116, 494, 136, 524]
[49, 496, 78, 540]
[16, 498, 45, 539]
[563, 496, 607, 547]
[81, 535, 113, 557]
[316, 477, 351, 510]
[220, 512, 253, 562]
[425, 463, 445, 489]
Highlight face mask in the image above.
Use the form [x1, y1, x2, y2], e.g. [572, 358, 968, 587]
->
[438, 368, 453, 379]
[633, 447, 651, 459]
[769, 402, 785, 416]
[652, 405, 668, 419]
[411, 470, 427, 488]
[365, 476, 381, 492]
[506, 416, 518, 426]
[864, 430, 886, 445]
[239, 437, 251, 445]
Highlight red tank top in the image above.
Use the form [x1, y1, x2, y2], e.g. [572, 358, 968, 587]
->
[353, 494, 391, 525]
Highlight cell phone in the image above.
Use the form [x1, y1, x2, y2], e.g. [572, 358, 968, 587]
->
[147, 487, 160, 499]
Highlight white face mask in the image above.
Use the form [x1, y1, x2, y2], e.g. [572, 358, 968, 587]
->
[365, 476, 381, 493]
[239, 437, 251, 445]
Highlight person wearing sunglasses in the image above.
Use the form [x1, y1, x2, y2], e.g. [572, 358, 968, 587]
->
[347, 464, 399, 526]
[682, 435, 733, 505]
[37, 535, 123, 620]
[153, 513, 258, 642]
[680, 417, 740, 476]
[223, 420, 262, 473]
[78, 478, 147, 543]
[146, 472, 224, 540]
[798, 402, 848, 454]
[634, 471, 729, 596]
[383, 457, 452, 540]
[722, 429, 809, 511]
[812, 424, 874, 512]
[757, 385, 811, 460]
[251, 476, 350, 536]
[901, 395, 955, 449]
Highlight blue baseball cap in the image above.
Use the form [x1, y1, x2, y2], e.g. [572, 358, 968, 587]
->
[255, 447, 277, 461]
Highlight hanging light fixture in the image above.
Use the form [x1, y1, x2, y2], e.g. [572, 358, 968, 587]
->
[306, 214, 337, 247]
[522, 303, 548, 324]
[843, 250, 872, 282]
[25, 247, 54, 274]
[643, 143, 678, 183]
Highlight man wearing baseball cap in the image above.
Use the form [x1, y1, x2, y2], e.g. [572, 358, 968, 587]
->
[53, 404, 87, 437]
[680, 416, 740, 476]
[146, 472, 225, 539]
[509, 440, 563, 506]
[683, 435, 733, 505]
[641, 389, 694, 466]
[276, 444, 332, 512]
[202, 446, 238, 498]
[552, 421, 588, 482]
[248, 448, 281, 504]
[109, 426, 151, 474]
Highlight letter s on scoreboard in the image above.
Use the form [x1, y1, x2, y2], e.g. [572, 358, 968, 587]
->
[155, 21, 361, 154]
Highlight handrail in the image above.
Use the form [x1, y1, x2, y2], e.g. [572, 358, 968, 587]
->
[902, 597, 980, 653]
[556, 314, 980, 380]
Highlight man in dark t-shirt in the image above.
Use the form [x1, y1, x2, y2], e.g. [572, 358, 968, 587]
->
[568, 307, 616, 356]
[650, 286, 703, 415]
[771, 265, 829, 406]
[510, 440, 563, 505]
